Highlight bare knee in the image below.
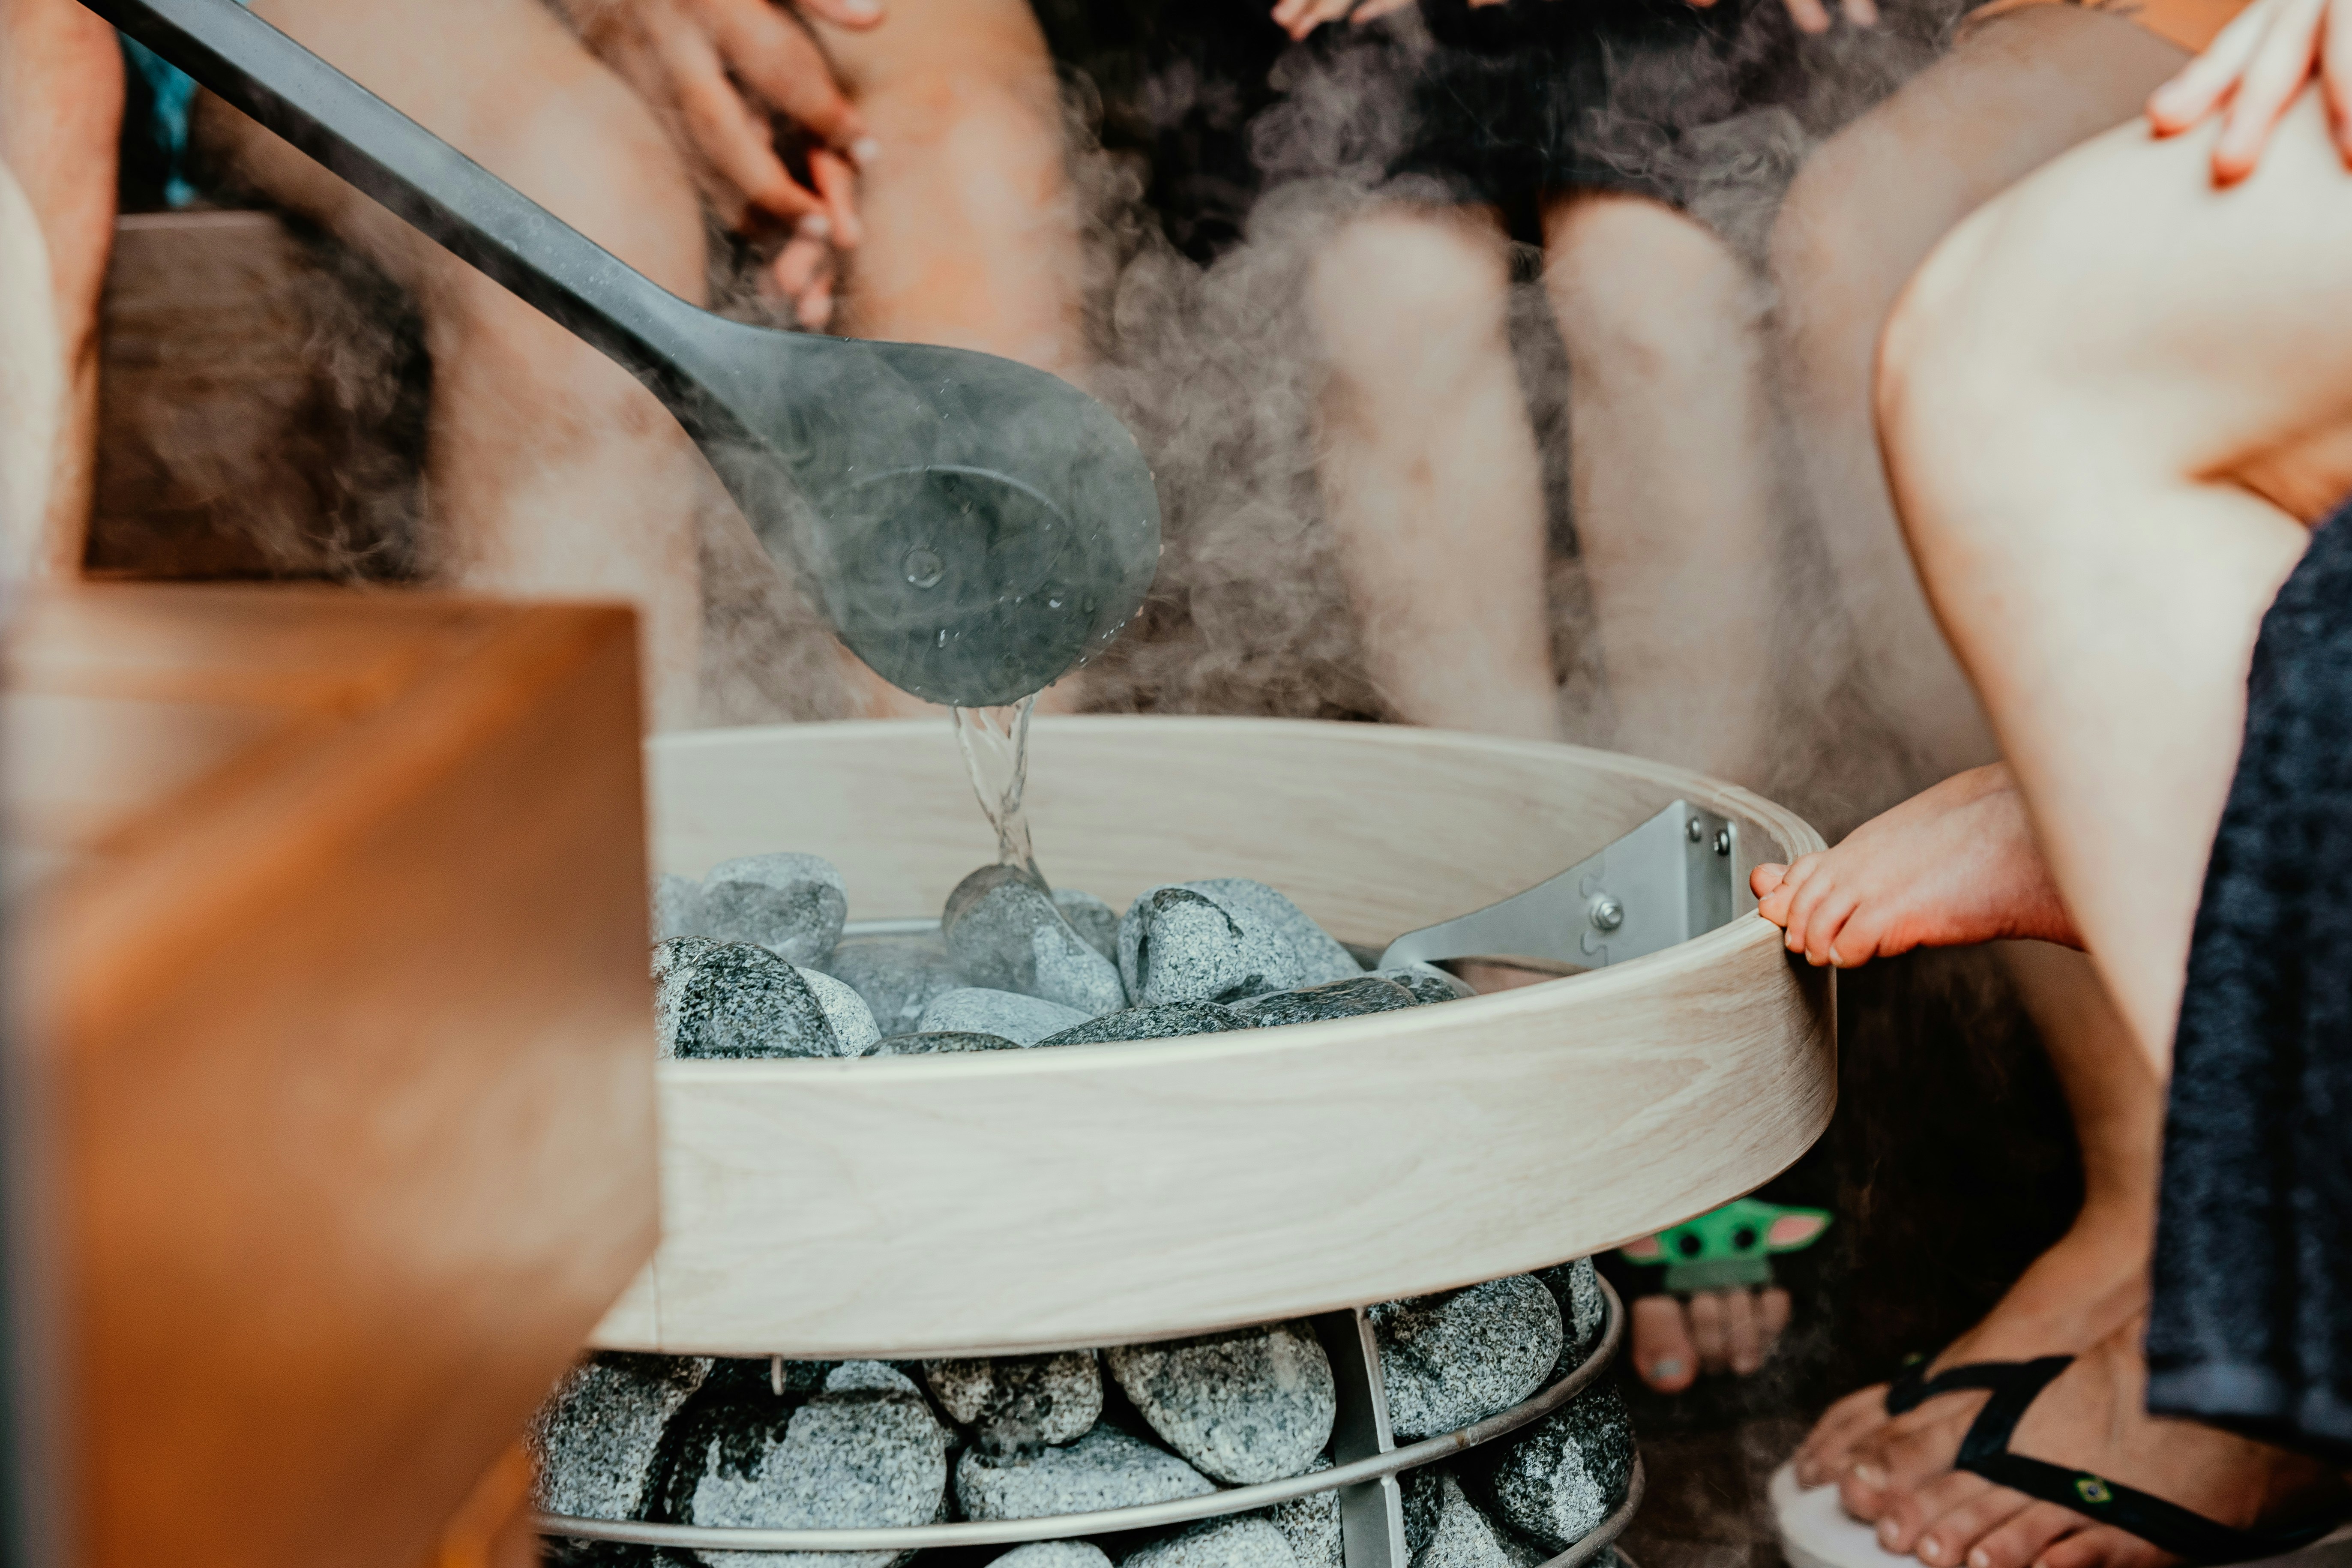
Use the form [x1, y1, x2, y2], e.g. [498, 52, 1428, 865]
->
[1544, 194, 1753, 387]
[1309, 207, 1510, 385]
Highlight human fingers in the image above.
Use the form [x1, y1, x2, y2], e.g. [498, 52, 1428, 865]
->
[809, 148, 862, 249]
[792, 0, 885, 29]
[1632, 1296, 1699, 1393]
[769, 229, 831, 298]
[1351, 0, 1420, 20]
[695, 0, 869, 156]
[2212, 0, 2328, 181]
[1271, 0, 1360, 39]
[658, 14, 829, 222]
[1780, 0, 1834, 36]
[1793, 1382, 1891, 1486]
[1686, 1291, 1730, 1372]
[1841, 0, 1881, 27]
[796, 271, 835, 331]
[2146, 0, 2273, 133]
[1724, 1287, 1763, 1374]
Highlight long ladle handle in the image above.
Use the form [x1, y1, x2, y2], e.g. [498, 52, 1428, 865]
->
[84, 0, 743, 428]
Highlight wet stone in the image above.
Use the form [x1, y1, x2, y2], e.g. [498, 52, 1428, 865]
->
[923, 1352, 1103, 1453]
[529, 1351, 711, 1539]
[1264, 1458, 1340, 1568]
[1234, 976, 1417, 1029]
[957, 1423, 1215, 1521]
[870, 1030, 1022, 1056]
[1371, 1277, 1564, 1441]
[1534, 1259, 1606, 1370]
[821, 932, 967, 1037]
[698, 852, 849, 965]
[1036, 1003, 1249, 1048]
[655, 940, 841, 1059]
[1054, 889, 1121, 962]
[1472, 1386, 1635, 1551]
[1124, 1517, 1299, 1568]
[945, 865, 1127, 1016]
[993, 1545, 1114, 1568]
[1372, 964, 1477, 1005]
[1193, 880, 1363, 989]
[919, 988, 1088, 1046]
[653, 873, 703, 942]
[797, 966, 881, 1055]
[1105, 1322, 1335, 1484]
[1415, 1473, 1538, 1568]
[667, 1360, 949, 1568]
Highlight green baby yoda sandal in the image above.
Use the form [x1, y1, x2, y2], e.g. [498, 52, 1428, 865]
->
[1619, 1196, 1831, 1294]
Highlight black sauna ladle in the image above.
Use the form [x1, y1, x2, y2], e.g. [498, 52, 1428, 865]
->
[90, 0, 1160, 709]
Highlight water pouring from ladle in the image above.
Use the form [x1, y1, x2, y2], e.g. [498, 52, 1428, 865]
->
[88, 0, 1162, 710]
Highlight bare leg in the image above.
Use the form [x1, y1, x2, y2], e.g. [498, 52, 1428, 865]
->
[0, 0, 123, 576]
[813, 0, 1088, 720]
[1543, 190, 1777, 783]
[1771, 6, 2190, 793]
[198, 0, 712, 727]
[1306, 204, 1560, 740]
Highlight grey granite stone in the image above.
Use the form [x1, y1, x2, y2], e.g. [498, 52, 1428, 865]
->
[1117, 885, 1295, 1006]
[1533, 1259, 1606, 1370]
[1414, 1474, 1530, 1568]
[797, 966, 881, 1055]
[919, 988, 1088, 1046]
[1471, 1387, 1635, 1551]
[945, 865, 1128, 1016]
[1264, 1459, 1340, 1568]
[1193, 881, 1362, 988]
[993, 1545, 1115, 1568]
[528, 1351, 711, 1530]
[957, 1424, 1214, 1521]
[699, 852, 849, 964]
[656, 940, 842, 1059]
[669, 1360, 949, 1568]
[821, 933, 967, 1037]
[1054, 889, 1122, 962]
[1370, 1278, 1564, 1441]
[1372, 965, 1477, 1004]
[1124, 1517, 1298, 1568]
[1036, 1003, 1249, 1048]
[1403, 1468, 1442, 1559]
[1234, 977, 1417, 1029]
[1105, 1322, 1335, 1484]
[871, 1030, 1023, 1056]
[653, 873, 704, 942]
[923, 1352, 1103, 1453]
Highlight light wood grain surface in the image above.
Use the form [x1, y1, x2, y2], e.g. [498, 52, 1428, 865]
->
[12, 585, 660, 1568]
[594, 717, 1834, 1359]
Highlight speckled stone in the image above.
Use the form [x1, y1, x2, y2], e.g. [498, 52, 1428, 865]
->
[1471, 1386, 1635, 1551]
[1035, 1003, 1249, 1048]
[1054, 889, 1121, 962]
[1415, 1474, 1535, 1568]
[1105, 1322, 1335, 1484]
[1534, 1259, 1606, 1370]
[668, 1360, 949, 1568]
[797, 966, 881, 1055]
[698, 852, 849, 964]
[1234, 977, 1417, 1029]
[994, 1544, 1115, 1568]
[945, 866, 1129, 1016]
[655, 939, 842, 1059]
[919, 988, 1088, 1046]
[529, 1351, 711, 1532]
[1404, 1468, 1442, 1558]
[923, 1352, 1103, 1453]
[1370, 1278, 1564, 1441]
[653, 873, 703, 941]
[1372, 965, 1477, 1004]
[957, 1423, 1214, 1521]
[1124, 1516, 1298, 1568]
[1264, 1458, 1340, 1568]
[1115, 887, 1280, 1006]
[1193, 880, 1362, 988]
[821, 933, 967, 1037]
[870, 1030, 1022, 1056]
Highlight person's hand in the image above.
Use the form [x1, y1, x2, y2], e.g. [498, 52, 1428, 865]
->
[1750, 0, 1875, 37]
[2147, 0, 2352, 182]
[1269, 0, 1872, 47]
[565, 0, 881, 327]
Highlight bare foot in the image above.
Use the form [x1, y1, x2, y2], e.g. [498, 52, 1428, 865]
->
[1857, 1318, 2340, 1568]
[1632, 1287, 1792, 1391]
[1752, 763, 2081, 968]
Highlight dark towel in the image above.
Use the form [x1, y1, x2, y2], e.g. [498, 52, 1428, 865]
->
[2147, 498, 2352, 1462]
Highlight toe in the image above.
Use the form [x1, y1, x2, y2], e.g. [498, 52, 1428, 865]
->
[1967, 1501, 2089, 1568]
[1632, 1295, 1699, 1393]
[1873, 1468, 1983, 1555]
[1725, 1288, 1764, 1375]
[2033, 1525, 2172, 1568]
[1796, 1383, 1892, 1487]
[1753, 863, 1790, 907]
[1908, 1477, 2028, 1568]
[1687, 1292, 1731, 1372]
[1759, 1286, 1793, 1347]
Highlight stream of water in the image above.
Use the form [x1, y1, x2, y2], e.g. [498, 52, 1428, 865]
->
[952, 696, 1045, 888]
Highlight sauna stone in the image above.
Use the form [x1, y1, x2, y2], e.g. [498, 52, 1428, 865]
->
[670, 1360, 949, 1568]
[1036, 1003, 1249, 1047]
[957, 1424, 1214, 1521]
[919, 988, 1088, 1046]
[1105, 1322, 1336, 1484]
[923, 1352, 1103, 1453]
[1266, 1459, 1340, 1568]
[1371, 1278, 1565, 1441]
[653, 872, 702, 941]
[821, 932, 967, 1037]
[945, 865, 1126, 1016]
[655, 940, 842, 1059]
[798, 967, 881, 1055]
[1534, 1259, 1606, 1368]
[698, 852, 849, 964]
[528, 1351, 711, 1532]
[871, 1030, 1022, 1056]
[1416, 1474, 1537, 1568]
[993, 1545, 1114, 1568]
[1124, 1516, 1298, 1568]
[1053, 889, 1121, 961]
[1195, 880, 1363, 989]
[1472, 1386, 1634, 1550]
[1373, 965, 1477, 1004]
[1234, 977, 1416, 1028]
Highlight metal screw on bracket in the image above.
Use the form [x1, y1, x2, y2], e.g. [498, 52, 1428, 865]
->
[1712, 828, 1732, 856]
[1588, 896, 1625, 933]
[1686, 818, 1705, 843]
